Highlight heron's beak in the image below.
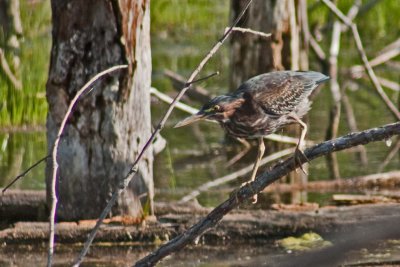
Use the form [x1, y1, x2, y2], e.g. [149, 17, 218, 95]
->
[174, 112, 205, 128]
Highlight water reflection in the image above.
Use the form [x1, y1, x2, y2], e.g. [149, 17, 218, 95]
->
[0, 131, 46, 190]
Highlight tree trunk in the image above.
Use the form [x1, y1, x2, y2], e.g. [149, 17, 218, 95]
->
[229, 0, 294, 90]
[230, 0, 307, 203]
[46, 0, 153, 220]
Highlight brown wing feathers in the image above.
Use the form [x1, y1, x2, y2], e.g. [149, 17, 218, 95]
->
[239, 72, 313, 116]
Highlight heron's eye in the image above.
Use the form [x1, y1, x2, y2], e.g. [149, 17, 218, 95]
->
[213, 105, 221, 112]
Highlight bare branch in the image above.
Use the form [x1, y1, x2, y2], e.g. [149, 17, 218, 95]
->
[46, 65, 128, 267]
[135, 121, 400, 266]
[378, 138, 400, 172]
[164, 69, 212, 103]
[179, 147, 295, 203]
[326, 18, 342, 179]
[309, 34, 326, 61]
[186, 71, 219, 86]
[72, 1, 255, 266]
[321, 0, 400, 120]
[375, 75, 400, 92]
[150, 87, 199, 115]
[351, 40, 400, 74]
[224, 27, 272, 39]
[341, 92, 368, 166]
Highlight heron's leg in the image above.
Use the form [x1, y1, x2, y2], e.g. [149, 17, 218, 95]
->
[288, 114, 309, 174]
[246, 137, 265, 203]
[226, 137, 252, 167]
[250, 137, 265, 181]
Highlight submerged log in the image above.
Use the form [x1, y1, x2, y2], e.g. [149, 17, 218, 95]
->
[1, 190, 47, 221]
[264, 171, 400, 193]
[1, 199, 400, 244]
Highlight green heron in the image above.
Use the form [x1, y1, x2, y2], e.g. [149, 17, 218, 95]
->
[175, 71, 329, 203]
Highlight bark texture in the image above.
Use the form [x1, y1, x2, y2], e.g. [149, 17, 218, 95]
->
[46, 0, 153, 220]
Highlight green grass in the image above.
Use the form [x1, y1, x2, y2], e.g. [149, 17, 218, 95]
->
[0, 0, 51, 127]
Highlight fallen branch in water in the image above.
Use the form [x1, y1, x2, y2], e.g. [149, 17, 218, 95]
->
[135, 121, 400, 266]
[179, 147, 295, 203]
[264, 170, 400, 193]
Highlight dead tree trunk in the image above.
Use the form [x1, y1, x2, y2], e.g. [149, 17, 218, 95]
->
[230, 0, 291, 90]
[46, 0, 153, 220]
[230, 0, 307, 203]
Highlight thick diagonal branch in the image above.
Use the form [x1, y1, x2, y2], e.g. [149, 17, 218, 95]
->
[135, 121, 400, 266]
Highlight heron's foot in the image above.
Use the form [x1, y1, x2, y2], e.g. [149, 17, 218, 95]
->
[294, 147, 309, 175]
[229, 181, 258, 204]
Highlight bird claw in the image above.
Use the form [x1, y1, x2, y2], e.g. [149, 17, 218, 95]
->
[229, 181, 258, 204]
[294, 148, 309, 175]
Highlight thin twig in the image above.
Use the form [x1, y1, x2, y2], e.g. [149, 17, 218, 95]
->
[135, 121, 400, 266]
[376, 76, 400, 92]
[72, 1, 254, 266]
[224, 27, 272, 39]
[150, 87, 199, 114]
[179, 147, 295, 203]
[2, 155, 50, 194]
[325, 16, 342, 180]
[321, 0, 400, 120]
[46, 65, 128, 267]
[351, 45, 400, 75]
[186, 71, 219, 86]
[341, 92, 368, 166]
[309, 34, 326, 61]
[378, 138, 400, 172]
[164, 69, 212, 103]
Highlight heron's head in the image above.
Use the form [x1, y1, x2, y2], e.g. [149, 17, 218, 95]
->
[174, 95, 243, 128]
